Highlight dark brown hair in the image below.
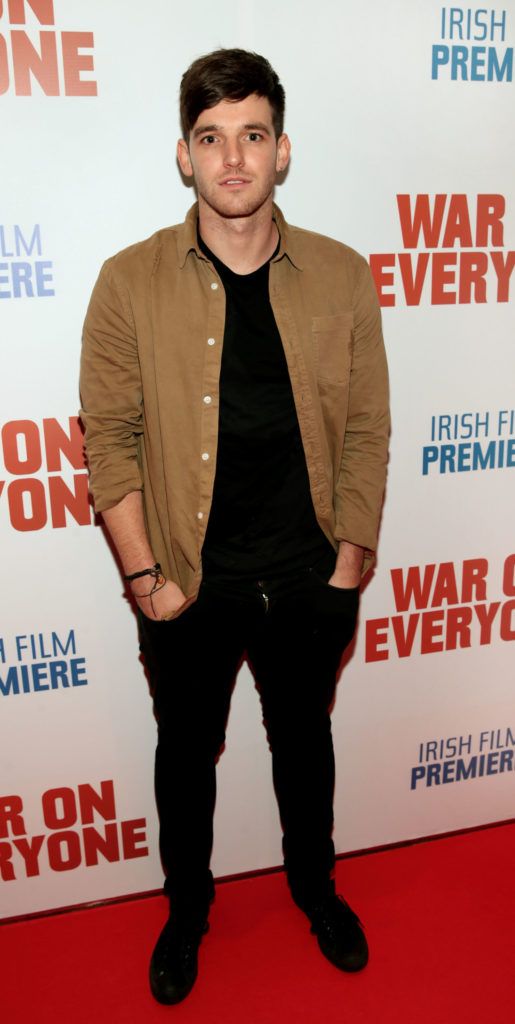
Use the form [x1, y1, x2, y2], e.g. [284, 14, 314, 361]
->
[180, 48, 285, 139]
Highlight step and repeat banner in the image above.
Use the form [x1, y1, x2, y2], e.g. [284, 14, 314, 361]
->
[1, 0, 514, 918]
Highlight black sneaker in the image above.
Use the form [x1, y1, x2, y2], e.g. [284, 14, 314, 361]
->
[308, 890, 369, 972]
[149, 913, 209, 1004]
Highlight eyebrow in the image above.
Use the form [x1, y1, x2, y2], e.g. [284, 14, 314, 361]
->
[193, 121, 272, 138]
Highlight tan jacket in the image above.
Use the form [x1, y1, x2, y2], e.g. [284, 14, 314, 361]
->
[80, 203, 389, 595]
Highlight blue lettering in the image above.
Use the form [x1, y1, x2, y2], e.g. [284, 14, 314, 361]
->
[491, 9, 507, 41]
[11, 262, 34, 297]
[433, 39, 512, 82]
[14, 224, 42, 257]
[470, 45, 487, 79]
[0, 657, 87, 693]
[422, 445, 439, 475]
[473, 440, 496, 469]
[70, 657, 88, 687]
[32, 662, 49, 691]
[0, 263, 10, 298]
[49, 660, 70, 688]
[432, 44, 449, 78]
[450, 8, 464, 39]
[457, 443, 471, 471]
[488, 46, 513, 81]
[455, 756, 478, 780]
[0, 260, 54, 297]
[499, 749, 514, 771]
[53, 630, 76, 656]
[440, 444, 456, 472]
[0, 667, 20, 696]
[452, 45, 469, 79]
[410, 765, 426, 790]
[474, 9, 489, 43]
[35, 260, 54, 296]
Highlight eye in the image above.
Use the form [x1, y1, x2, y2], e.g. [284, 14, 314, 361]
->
[246, 132, 263, 142]
[200, 135, 217, 144]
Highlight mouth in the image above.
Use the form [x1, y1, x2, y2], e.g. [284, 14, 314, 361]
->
[219, 178, 251, 187]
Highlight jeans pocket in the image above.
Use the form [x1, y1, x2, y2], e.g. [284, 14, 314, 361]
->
[310, 569, 360, 620]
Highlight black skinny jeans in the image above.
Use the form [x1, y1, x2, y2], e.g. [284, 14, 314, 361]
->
[138, 565, 359, 916]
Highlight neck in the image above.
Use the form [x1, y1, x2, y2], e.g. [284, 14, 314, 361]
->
[198, 197, 278, 274]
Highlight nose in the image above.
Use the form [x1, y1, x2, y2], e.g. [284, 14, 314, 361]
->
[223, 138, 244, 167]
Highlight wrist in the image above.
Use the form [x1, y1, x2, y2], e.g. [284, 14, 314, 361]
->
[125, 564, 166, 616]
[124, 562, 162, 583]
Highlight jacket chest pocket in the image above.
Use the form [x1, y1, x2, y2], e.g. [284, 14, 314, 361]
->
[311, 313, 353, 385]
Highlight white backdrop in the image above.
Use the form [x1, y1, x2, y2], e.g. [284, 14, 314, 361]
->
[1, 0, 514, 918]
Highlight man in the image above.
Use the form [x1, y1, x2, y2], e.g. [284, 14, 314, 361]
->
[80, 48, 389, 1005]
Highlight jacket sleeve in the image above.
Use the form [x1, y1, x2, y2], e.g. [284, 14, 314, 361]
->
[334, 258, 390, 574]
[79, 258, 144, 512]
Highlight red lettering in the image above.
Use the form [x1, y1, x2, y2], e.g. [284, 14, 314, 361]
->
[7, 0, 55, 24]
[476, 194, 505, 247]
[431, 252, 457, 304]
[491, 251, 515, 302]
[2, 419, 41, 473]
[8, 478, 47, 530]
[12, 835, 44, 876]
[431, 563, 459, 607]
[0, 842, 15, 881]
[48, 473, 91, 527]
[78, 780, 116, 825]
[397, 194, 447, 248]
[390, 564, 436, 612]
[420, 610, 445, 654]
[42, 787, 77, 829]
[392, 614, 419, 657]
[474, 602, 500, 644]
[503, 555, 515, 597]
[441, 194, 473, 248]
[121, 818, 149, 860]
[0, 33, 8, 94]
[0, 794, 25, 839]
[458, 252, 488, 303]
[47, 830, 81, 871]
[500, 601, 515, 641]
[11, 29, 59, 95]
[369, 253, 395, 307]
[83, 823, 120, 866]
[43, 417, 85, 472]
[62, 31, 96, 96]
[398, 253, 429, 305]
[461, 558, 488, 602]
[365, 617, 389, 661]
[445, 606, 472, 650]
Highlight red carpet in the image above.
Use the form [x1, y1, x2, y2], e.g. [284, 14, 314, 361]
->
[2, 823, 514, 1023]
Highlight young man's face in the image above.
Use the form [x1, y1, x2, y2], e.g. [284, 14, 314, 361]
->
[177, 94, 290, 221]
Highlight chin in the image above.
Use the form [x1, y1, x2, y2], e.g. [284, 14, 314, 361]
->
[206, 194, 270, 220]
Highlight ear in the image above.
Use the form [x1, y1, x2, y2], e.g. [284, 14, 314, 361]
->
[275, 133, 291, 174]
[177, 138, 193, 177]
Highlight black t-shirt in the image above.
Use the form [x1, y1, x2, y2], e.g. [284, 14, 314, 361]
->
[199, 234, 334, 581]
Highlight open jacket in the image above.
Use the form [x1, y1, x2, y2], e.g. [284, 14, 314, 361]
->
[80, 203, 390, 596]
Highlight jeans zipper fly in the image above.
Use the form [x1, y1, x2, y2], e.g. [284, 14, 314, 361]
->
[257, 581, 269, 612]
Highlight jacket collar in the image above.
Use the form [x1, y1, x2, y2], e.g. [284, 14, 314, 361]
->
[176, 201, 303, 271]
